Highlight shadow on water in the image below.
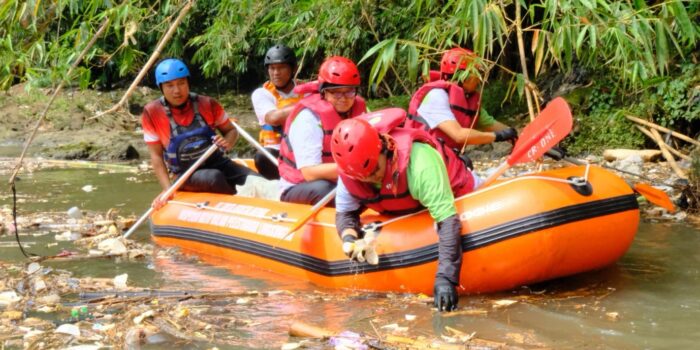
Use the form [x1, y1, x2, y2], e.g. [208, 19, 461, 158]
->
[2, 166, 700, 348]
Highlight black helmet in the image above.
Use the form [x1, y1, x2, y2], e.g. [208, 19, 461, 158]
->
[264, 44, 296, 67]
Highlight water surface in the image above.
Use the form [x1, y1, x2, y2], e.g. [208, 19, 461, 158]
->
[1, 166, 698, 349]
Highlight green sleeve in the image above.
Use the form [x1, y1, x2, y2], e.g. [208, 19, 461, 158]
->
[476, 107, 497, 129]
[406, 142, 457, 222]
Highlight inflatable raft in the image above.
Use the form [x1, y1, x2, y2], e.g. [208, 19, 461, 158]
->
[150, 164, 639, 295]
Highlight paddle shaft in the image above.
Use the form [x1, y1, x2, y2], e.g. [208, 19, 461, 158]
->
[123, 144, 219, 239]
[284, 188, 337, 236]
[230, 120, 278, 166]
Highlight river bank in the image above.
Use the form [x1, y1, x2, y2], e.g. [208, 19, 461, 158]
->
[0, 84, 261, 162]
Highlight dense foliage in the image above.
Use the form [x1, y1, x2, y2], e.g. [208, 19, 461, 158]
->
[1, 0, 698, 152]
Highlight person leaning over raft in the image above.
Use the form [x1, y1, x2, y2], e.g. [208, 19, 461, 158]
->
[141, 58, 260, 209]
[405, 47, 518, 164]
[250, 44, 305, 180]
[331, 111, 480, 312]
[277, 56, 367, 205]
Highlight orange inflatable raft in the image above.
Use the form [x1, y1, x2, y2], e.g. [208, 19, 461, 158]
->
[150, 164, 639, 295]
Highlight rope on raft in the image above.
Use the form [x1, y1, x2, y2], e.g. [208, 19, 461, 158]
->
[165, 164, 593, 233]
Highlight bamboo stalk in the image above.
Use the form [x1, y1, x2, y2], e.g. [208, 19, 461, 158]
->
[92, 0, 195, 119]
[8, 18, 111, 185]
[635, 126, 691, 161]
[642, 126, 687, 178]
[515, 2, 536, 122]
[626, 114, 700, 147]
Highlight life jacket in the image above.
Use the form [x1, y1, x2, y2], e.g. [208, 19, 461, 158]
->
[161, 93, 218, 174]
[340, 110, 474, 216]
[258, 81, 305, 147]
[406, 80, 481, 149]
[278, 93, 367, 185]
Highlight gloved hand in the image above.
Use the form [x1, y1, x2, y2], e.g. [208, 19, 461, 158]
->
[494, 127, 518, 143]
[433, 276, 458, 312]
[457, 151, 474, 170]
[545, 146, 566, 161]
[341, 230, 378, 265]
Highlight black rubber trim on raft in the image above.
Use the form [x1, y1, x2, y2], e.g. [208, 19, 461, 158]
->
[152, 194, 638, 277]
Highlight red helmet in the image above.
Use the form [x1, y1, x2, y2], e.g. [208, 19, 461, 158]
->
[440, 48, 476, 75]
[318, 56, 361, 88]
[331, 118, 382, 179]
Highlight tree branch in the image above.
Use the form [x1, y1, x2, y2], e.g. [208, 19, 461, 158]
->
[92, 0, 195, 120]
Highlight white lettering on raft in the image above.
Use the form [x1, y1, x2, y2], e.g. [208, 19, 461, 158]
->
[213, 202, 270, 218]
[459, 201, 505, 221]
[177, 208, 291, 241]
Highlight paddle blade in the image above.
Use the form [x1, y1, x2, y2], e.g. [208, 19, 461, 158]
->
[634, 183, 676, 213]
[509, 97, 573, 165]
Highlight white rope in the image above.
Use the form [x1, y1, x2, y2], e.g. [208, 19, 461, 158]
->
[166, 200, 337, 228]
[163, 164, 593, 233]
[368, 164, 592, 230]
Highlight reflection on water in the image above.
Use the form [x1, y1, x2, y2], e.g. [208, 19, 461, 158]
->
[2, 167, 700, 348]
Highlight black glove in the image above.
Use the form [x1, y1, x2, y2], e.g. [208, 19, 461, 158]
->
[456, 151, 474, 170]
[545, 146, 566, 161]
[494, 127, 518, 143]
[434, 277, 458, 312]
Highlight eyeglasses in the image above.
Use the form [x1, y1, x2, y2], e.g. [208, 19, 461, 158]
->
[325, 89, 357, 99]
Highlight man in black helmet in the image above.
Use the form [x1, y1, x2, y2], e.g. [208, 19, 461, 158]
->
[251, 44, 305, 180]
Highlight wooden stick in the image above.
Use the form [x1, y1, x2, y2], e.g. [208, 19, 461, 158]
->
[626, 114, 700, 147]
[642, 126, 687, 178]
[8, 18, 110, 185]
[92, 0, 195, 119]
[288, 321, 336, 338]
[635, 126, 691, 161]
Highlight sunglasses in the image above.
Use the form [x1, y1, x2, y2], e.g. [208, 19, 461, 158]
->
[325, 89, 357, 99]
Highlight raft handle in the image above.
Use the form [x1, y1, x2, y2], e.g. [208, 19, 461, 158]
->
[567, 176, 593, 196]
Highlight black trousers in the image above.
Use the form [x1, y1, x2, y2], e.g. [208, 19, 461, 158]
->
[280, 179, 335, 206]
[178, 152, 259, 195]
[254, 147, 280, 180]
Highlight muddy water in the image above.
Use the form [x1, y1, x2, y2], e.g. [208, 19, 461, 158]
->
[2, 166, 699, 349]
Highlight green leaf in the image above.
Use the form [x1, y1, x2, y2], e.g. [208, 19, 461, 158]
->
[405, 44, 418, 84]
[575, 25, 588, 56]
[655, 20, 669, 75]
[359, 38, 393, 65]
[669, 1, 695, 42]
[516, 73, 525, 97]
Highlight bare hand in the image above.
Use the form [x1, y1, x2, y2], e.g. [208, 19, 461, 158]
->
[152, 190, 174, 210]
[212, 135, 231, 152]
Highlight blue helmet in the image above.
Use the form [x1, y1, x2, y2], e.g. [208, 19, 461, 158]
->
[155, 58, 190, 86]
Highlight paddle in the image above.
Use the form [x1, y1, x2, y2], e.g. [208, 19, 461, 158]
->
[634, 183, 676, 213]
[551, 154, 676, 213]
[230, 119, 278, 166]
[123, 144, 219, 239]
[283, 188, 337, 237]
[478, 97, 574, 189]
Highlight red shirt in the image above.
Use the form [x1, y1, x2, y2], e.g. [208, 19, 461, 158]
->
[141, 95, 229, 147]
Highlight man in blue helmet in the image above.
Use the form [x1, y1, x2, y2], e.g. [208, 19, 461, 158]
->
[141, 58, 259, 209]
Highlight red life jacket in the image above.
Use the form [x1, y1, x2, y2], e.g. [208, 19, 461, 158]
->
[406, 80, 481, 149]
[278, 93, 367, 184]
[340, 126, 475, 216]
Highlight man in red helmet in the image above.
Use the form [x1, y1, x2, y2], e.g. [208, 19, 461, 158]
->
[251, 44, 305, 180]
[142, 58, 259, 209]
[277, 56, 367, 205]
[331, 109, 480, 312]
[406, 48, 517, 152]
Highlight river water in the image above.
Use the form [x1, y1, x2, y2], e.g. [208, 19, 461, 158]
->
[1, 165, 699, 349]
